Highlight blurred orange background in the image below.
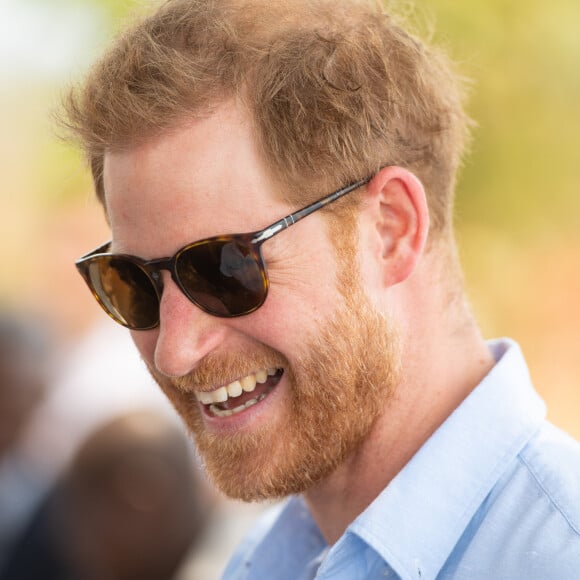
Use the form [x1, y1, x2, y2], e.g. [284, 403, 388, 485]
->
[1, 0, 579, 438]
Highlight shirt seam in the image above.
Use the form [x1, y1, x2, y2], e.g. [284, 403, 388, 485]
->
[518, 454, 580, 536]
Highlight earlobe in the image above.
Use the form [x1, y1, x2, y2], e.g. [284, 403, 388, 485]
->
[366, 166, 429, 287]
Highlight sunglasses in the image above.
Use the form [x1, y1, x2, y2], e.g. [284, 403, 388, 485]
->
[76, 176, 371, 330]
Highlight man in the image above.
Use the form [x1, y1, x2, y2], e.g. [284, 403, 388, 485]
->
[64, 0, 580, 577]
[1, 410, 211, 580]
[0, 312, 53, 573]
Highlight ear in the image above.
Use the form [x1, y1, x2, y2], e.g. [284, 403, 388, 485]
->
[360, 166, 429, 287]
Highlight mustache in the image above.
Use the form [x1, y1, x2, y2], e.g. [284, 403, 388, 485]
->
[169, 347, 288, 391]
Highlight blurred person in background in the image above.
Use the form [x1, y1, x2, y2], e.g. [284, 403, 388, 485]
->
[63, 0, 580, 578]
[3, 311, 261, 578]
[1, 410, 213, 580]
[0, 310, 54, 572]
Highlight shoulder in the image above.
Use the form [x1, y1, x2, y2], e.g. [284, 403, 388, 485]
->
[443, 422, 580, 578]
[517, 421, 580, 535]
[222, 496, 327, 580]
[486, 422, 580, 573]
[222, 502, 286, 580]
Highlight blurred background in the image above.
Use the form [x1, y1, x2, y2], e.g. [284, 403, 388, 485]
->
[0, 0, 579, 577]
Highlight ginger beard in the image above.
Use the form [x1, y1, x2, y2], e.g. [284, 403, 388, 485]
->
[150, 278, 401, 501]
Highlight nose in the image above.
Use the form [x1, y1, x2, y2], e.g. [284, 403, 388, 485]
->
[152, 274, 228, 377]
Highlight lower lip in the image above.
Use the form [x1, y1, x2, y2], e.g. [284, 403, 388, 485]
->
[198, 373, 286, 434]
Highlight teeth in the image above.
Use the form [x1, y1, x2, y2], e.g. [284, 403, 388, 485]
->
[213, 386, 228, 403]
[226, 380, 242, 398]
[195, 368, 279, 405]
[209, 392, 268, 418]
[240, 374, 257, 392]
[197, 391, 214, 405]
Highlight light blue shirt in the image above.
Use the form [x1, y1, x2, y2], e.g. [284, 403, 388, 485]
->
[223, 339, 580, 579]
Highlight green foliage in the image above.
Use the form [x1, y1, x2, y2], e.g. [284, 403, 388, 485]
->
[425, 0, 580, 236]
[89, 0, 144, 27]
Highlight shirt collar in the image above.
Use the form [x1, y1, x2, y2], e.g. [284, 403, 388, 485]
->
[346, 338, 546, 580]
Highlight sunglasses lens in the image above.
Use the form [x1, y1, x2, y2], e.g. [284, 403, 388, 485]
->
[176, 238, 267, 316]
[86, 257, 159, 329]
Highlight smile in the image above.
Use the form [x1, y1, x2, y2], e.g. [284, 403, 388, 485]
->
[195, 368, 284, 417]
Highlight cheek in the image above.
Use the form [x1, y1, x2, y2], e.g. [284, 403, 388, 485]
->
[242, 276, 338, 353]
[265, 249, 341, 327]
[130, 329, 158, 365]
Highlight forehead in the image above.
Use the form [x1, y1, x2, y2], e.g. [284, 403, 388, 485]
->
[103, 102, 285, 255]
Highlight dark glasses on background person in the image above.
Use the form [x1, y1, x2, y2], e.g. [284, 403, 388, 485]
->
[76, 176, 371, 330]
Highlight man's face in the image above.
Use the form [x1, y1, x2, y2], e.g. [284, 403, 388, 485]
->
[104, 102, 400, 500]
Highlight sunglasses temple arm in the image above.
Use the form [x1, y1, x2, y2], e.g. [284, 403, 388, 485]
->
[251, 176, 371, 245]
